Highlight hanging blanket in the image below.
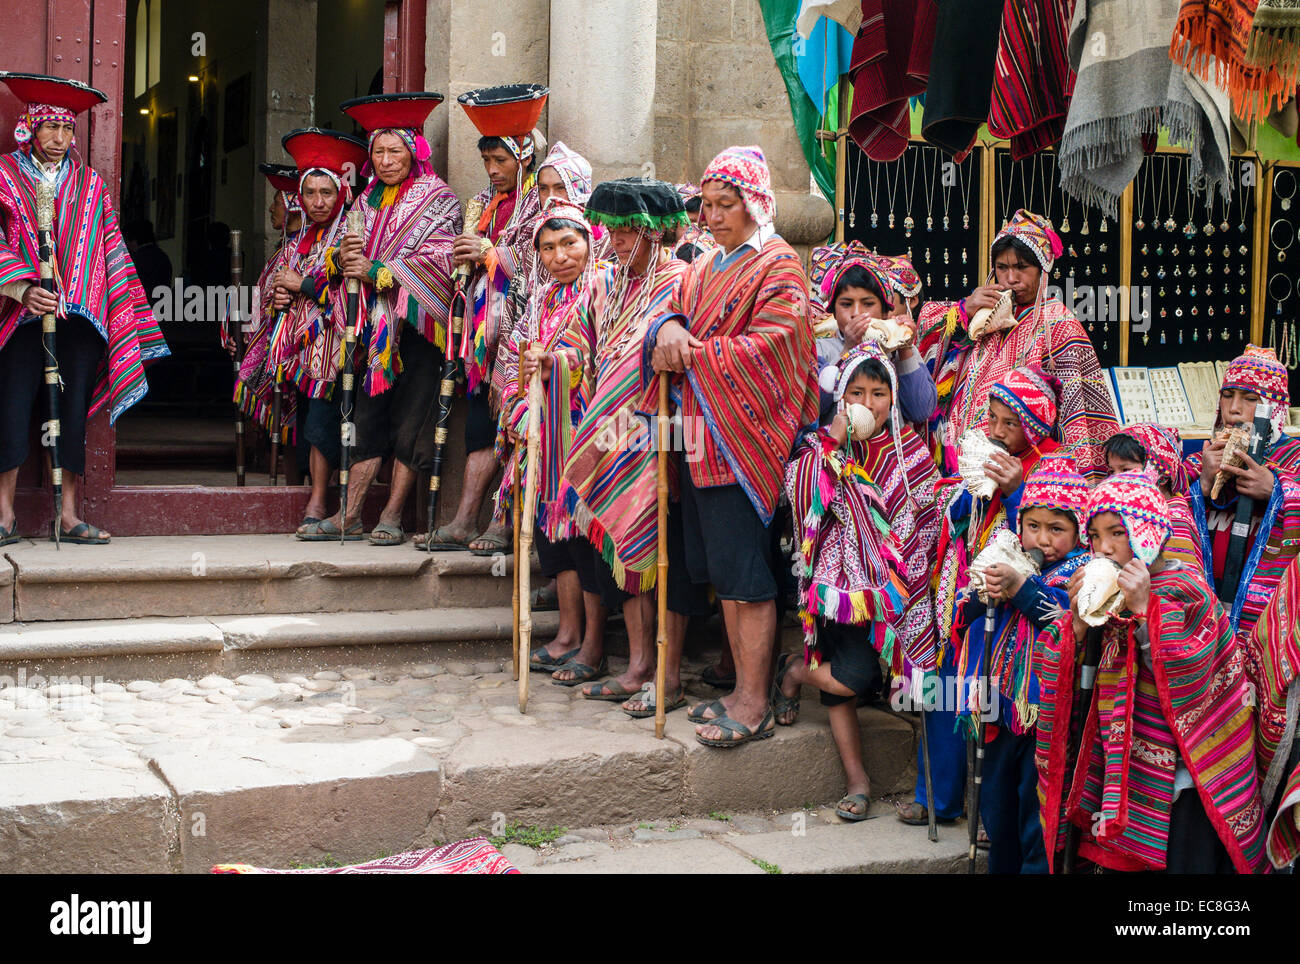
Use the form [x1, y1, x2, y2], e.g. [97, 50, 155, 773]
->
[559, 259, 688, 593]
[1248, 0, 1300, 91]
[642, 238, 819, 525]
[1035, 565, 1266, 873]
[1171, 0, 1292, 123]
[1060, 0, 1230, 217]
[921, 0, 1006, 157]
[0, 152, 169, 424]
[987, 0, 1076, 160]
[211, 838, 518, 874]
[848, 0, 938, 161]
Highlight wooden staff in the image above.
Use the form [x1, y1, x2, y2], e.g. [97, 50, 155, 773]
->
[511, 343, 525, 682]
[338, 207, 365, 544]
[269, 369, 284, 486]
[518, 341, 542, 714]
[1062, 625, 1103, 874]
[654, 377, 670, 738]
[968, 599, 994, 873]
[34, 180, 61, 548]
[420, 196, 484, 550]
[919, 706, 938, 842]
[229, 229, 246, 487]
[1218, 400, 1273, 605]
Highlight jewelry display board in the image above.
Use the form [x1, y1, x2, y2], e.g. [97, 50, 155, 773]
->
[1129, 151, 1257, 363]
[1108, 367, 1159, 424]
[842, 141, 984, 305]
[1178, 360, 1222, 428]
[1262, 161, 1300, 397]
[992, 148, 1125, 369]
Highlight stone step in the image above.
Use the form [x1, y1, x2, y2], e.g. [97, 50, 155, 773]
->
[2, 535, 533, 622]
[0, 698, 924, 874]
[0, 607, 559, 660]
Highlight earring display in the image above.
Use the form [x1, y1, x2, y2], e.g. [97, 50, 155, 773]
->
[844, 141, 981, 304]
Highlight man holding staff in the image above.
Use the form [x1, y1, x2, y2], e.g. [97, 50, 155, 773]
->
[0, 73, 168, 546]
[644, 146, 819, 746]
[295, 92, 460, 545]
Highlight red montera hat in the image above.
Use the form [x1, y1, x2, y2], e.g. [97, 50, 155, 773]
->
[457, 84, 548, 138]
[339, 91, 445, 134]
[0, 72, 106, 146]
[282, 128, 367, 178]
[258, 162, 300, 194]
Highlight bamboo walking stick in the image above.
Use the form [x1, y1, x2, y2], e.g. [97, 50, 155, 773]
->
[511, 343, 525, 682]
[518, 342, 542, 714]
[270, 369, 283, 485]
[420, 196, 484, 550]
[229, 230, 246, 487]
[919, 705, 938, 842]
[654, 377, 670, 739]
[338, 207, 365, 544]
[35, 180, 62, 548]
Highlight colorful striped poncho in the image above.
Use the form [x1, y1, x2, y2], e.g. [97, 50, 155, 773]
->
[918, 296, 1117, 481]
[0, 151, 168, 424]
[784, 428, 909, 669]
[317, 174, 460, 396]
[1184, 436, 1300, 647]
[558, 258, 688, 593]
[1034, 564, 1266, 873]
[492, 276, 596, 535]
[643, 236, 819, 525]
[1246, 553, 1300, 868]
[932, 438, 1060, 656]
[234, 238, 299, 441]
[465, 182, 539, 393]
[284, 212, 350, 399]
[987, 0, 1076, 159]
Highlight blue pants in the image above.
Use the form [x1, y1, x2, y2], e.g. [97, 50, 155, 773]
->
[980, 726, 1047, 874]
[914, 660, 967, 820]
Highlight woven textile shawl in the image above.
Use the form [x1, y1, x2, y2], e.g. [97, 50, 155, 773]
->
[1035, 566, 1266, 873]
[355, 173, 461, 395]
[1172, 0, 1292, 122]
[235, 239, 298, 440]
[0, 152, 169, 424]
[1248, 553, 1300, 821]
[559, 259, 688, 594]
[987, 0, 1076, 160]
[286, 213, 350, 399]
[1060, 0, 1229, 217]
[1248, 0, 1300, 90]
[644, 238, 819, 525]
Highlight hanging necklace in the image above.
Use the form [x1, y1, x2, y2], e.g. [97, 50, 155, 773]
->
[1183, 157, 1199, 238]
[1059, 171, 1072, 234]
[941, 149, 954, 230]
[903, 149, 920, 236]
[886, 156, 901, 230]
[847, 151, 861, 230]
[868, 156, 881, 229]
[959, 153, 973, 230]
[922, 146, 936, 232]
[1237, 162, 1248, 233]
[998, 152, 1014, 224]
[1134, 157, 1148, 232]
[1163, 154, 1178, 232]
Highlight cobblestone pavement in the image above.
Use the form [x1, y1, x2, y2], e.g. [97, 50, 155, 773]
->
[0, 655, 735, 771]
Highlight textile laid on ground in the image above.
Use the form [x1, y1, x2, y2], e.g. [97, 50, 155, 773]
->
[1035, 565, 1266, 873]
[211, 838, 518, 874]
[560, 258, 689, 593]
[848, 0, 938, 161]
[921, 0, 1006, 156]
[1171, 0, 1292, 123]
[987, 0, 1076, 159]
[0, 153, 168, 424]
[1061, 0, 1230, 218]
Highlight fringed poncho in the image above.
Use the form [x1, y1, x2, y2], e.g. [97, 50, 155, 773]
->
[235, 238, 298, 442]
[0, 152, 168, 424]
[558, 258, 688, 593]
[784, 429, 907, 669]
[1034, 564, 1266, 873]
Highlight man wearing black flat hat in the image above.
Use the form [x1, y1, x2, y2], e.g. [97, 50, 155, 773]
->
[0, 73, 168, 547]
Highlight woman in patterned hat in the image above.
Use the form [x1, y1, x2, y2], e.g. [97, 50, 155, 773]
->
[1035, 469, 1266, 874]
[918, 209, 1118, 481]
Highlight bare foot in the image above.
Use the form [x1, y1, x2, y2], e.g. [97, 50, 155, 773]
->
[469, 522, 510, 552]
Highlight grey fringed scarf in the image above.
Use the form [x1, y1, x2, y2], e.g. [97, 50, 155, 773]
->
[1058, 0, 1230, 217]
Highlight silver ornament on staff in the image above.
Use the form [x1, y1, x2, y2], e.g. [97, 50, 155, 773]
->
[35, 180, 63, 549]
[338, 206, 366, 545]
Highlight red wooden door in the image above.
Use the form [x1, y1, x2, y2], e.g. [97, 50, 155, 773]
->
[3, 0, 427, 536]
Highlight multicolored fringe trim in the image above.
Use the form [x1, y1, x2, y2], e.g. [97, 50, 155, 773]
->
[585, 209, 690, 232]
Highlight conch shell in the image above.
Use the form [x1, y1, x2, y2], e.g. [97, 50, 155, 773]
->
[957, 429, 1003, 500]
[813, 314, 839, 339]
[1211, 423, 1253, 500]
[1077, 557, 1124, 627]
[967, 289, 1015, 340]
[861, 316, 913, 351]
[845, 402, 876, 441]
[967, 529, 1042, 604]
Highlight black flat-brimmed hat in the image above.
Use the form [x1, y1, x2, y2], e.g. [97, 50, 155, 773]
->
[585, 177, 689, 232]
[257, 162, 300, 193]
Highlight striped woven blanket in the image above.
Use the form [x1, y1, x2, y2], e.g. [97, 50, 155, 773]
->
[211, 838, 518, 874]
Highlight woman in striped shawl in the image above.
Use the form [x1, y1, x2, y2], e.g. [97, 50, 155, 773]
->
[1035, 469, 1265, 874]
[549, 179, 707, 717]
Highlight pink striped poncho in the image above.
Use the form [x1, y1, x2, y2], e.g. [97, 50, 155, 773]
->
[0, 151, 168, 423]
[235, 238, 299, 441]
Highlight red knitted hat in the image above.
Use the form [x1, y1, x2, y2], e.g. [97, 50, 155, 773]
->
[1020, 452, 1089, 542]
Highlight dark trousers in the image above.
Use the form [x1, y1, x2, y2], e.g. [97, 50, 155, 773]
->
[0, 315, 103, 476]
[980, 726, 1048, 874]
